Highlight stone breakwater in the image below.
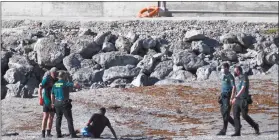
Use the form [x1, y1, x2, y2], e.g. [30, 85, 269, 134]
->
[1, 19, 278, 99]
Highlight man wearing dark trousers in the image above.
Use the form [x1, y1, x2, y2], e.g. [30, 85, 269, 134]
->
[217, 63, 236, 135]
[51, 71, 81, 138]
[86, 108, 117, 139]
[230, 66, 260, 136]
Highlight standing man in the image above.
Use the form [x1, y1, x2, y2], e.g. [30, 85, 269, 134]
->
[216, 63, 235, 135]
[39, 67, 58, 138]
[230, 66, 260, 136]
[51, 71, 81, 138]
[85, 107, 117, 139]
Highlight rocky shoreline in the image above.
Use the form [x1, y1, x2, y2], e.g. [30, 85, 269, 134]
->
[1, 19, 278, 100]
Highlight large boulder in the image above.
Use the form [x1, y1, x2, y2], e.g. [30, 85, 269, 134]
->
[94, 31, 111, 46]
[8, 55, 33, 74]
[131, 73, 148, 87]
[136, 55, 158, 74]
[102, 65, 140, 82]
[213, 50, 238, 62]
[150, 60, 173, 80]
[6, 82, 22, 98]
[92, 52, 142, 69]
[264, 51, 278, 65]
[63, 53, 84, 75]
[208, 71, 221, 81]
[255, 50, 265, 67]
[167, 70, 196, 81]
[115, 36, 132, 53]
[24, 76, 40, 97]
[220, 33, 238, 44]
[126, 32, 139, 43]
[196, 65, 213, 80]
[223, 43, 243, 53]
[80, 59, 101, 69]
[266, 64, 278, 75]
[142, 37, 157, 49]
[172, 50, 206, 71]
[34, 37, 65, 66]
[1, 51, 12, 75]
[70, 37, 101, 59]
[3, 68, 26, 84]
[109, 78, 131, 88]
[102, 42, 116, 52]
[184, 29, 205, 42]
[130, 39, 144, 55]
[191, 41, 212, 54]
[72, 68, 104, 87]
[237, 33, 255, 48]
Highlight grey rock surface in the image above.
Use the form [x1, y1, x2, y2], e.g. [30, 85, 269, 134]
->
[131, 73, 148, 87]
[184, 29, 205, 41]
[150, 60, 173, 80]
[115, 36, 132, 53]
[103, 65, 140, 82]
[93, 52, 142, 69]
[168, 70, 196, 81]
[223, 43, 243, 53]
[72, 68, 104, 87]
[102, 42, 116, 52]
[34, 37, 65, 66]
[8, 55, 33, 74]
[94, 31, 111, 46]
[173, 50, 206, 71]
[3, 68, 26, 84]
[63, 53, 84, 74]
[1, 51, 12, 75]
[196, 65, 213, 81]
[70, 37, 101, 59]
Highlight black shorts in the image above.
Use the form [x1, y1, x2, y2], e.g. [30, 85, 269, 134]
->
[43, 104, 56, 113]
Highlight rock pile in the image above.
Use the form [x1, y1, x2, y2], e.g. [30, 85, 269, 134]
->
[1, 19, 278, 99]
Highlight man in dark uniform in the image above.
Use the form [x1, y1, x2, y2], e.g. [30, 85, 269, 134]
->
[217, 63, 236, 135]
[39, 67, 58, 138]
[50, 71, 81, 138]
[85, 107, 117, 139]
[230, 66, 260, 136]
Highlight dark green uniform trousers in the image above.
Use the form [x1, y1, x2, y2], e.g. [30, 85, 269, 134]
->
[220, 93, 235, 132]
[54, 100, 75, 136]
[233, 98, 257, 134]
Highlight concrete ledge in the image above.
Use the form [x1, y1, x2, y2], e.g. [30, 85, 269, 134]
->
[2, 16, 278, 23]
[2, 2, 278, 18]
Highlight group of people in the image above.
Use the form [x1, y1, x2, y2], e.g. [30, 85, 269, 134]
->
[38, 62, 260, 139]
[217, 63, 260, 136]
[38, 68, 117, 139]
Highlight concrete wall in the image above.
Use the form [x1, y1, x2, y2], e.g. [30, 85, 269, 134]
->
[1, 1, 278, 18]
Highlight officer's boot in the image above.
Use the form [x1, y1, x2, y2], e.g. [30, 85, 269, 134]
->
[46, 130, 53, 137]
[41, 130, 45, 138]
[216, 130, 226, 135]
[254, 123, 260, 135]
[71, 134, 80, 138]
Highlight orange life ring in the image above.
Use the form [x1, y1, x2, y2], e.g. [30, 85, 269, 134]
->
[137, 6, 159, 18]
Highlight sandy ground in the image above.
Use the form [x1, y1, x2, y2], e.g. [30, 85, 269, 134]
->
[1, 73, 278, 140]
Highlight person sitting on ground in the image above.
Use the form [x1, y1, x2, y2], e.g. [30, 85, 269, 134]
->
[79, 107, 117, 139]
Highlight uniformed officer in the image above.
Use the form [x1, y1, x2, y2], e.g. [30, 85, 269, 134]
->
[50, 71, 81, 138]
[217, 63, 235, 135]
[230, 66, 260, 136]
[39, 67, 58, 138]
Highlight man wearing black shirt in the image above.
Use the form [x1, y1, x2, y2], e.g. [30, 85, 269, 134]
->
[86, 108, 117, 139]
